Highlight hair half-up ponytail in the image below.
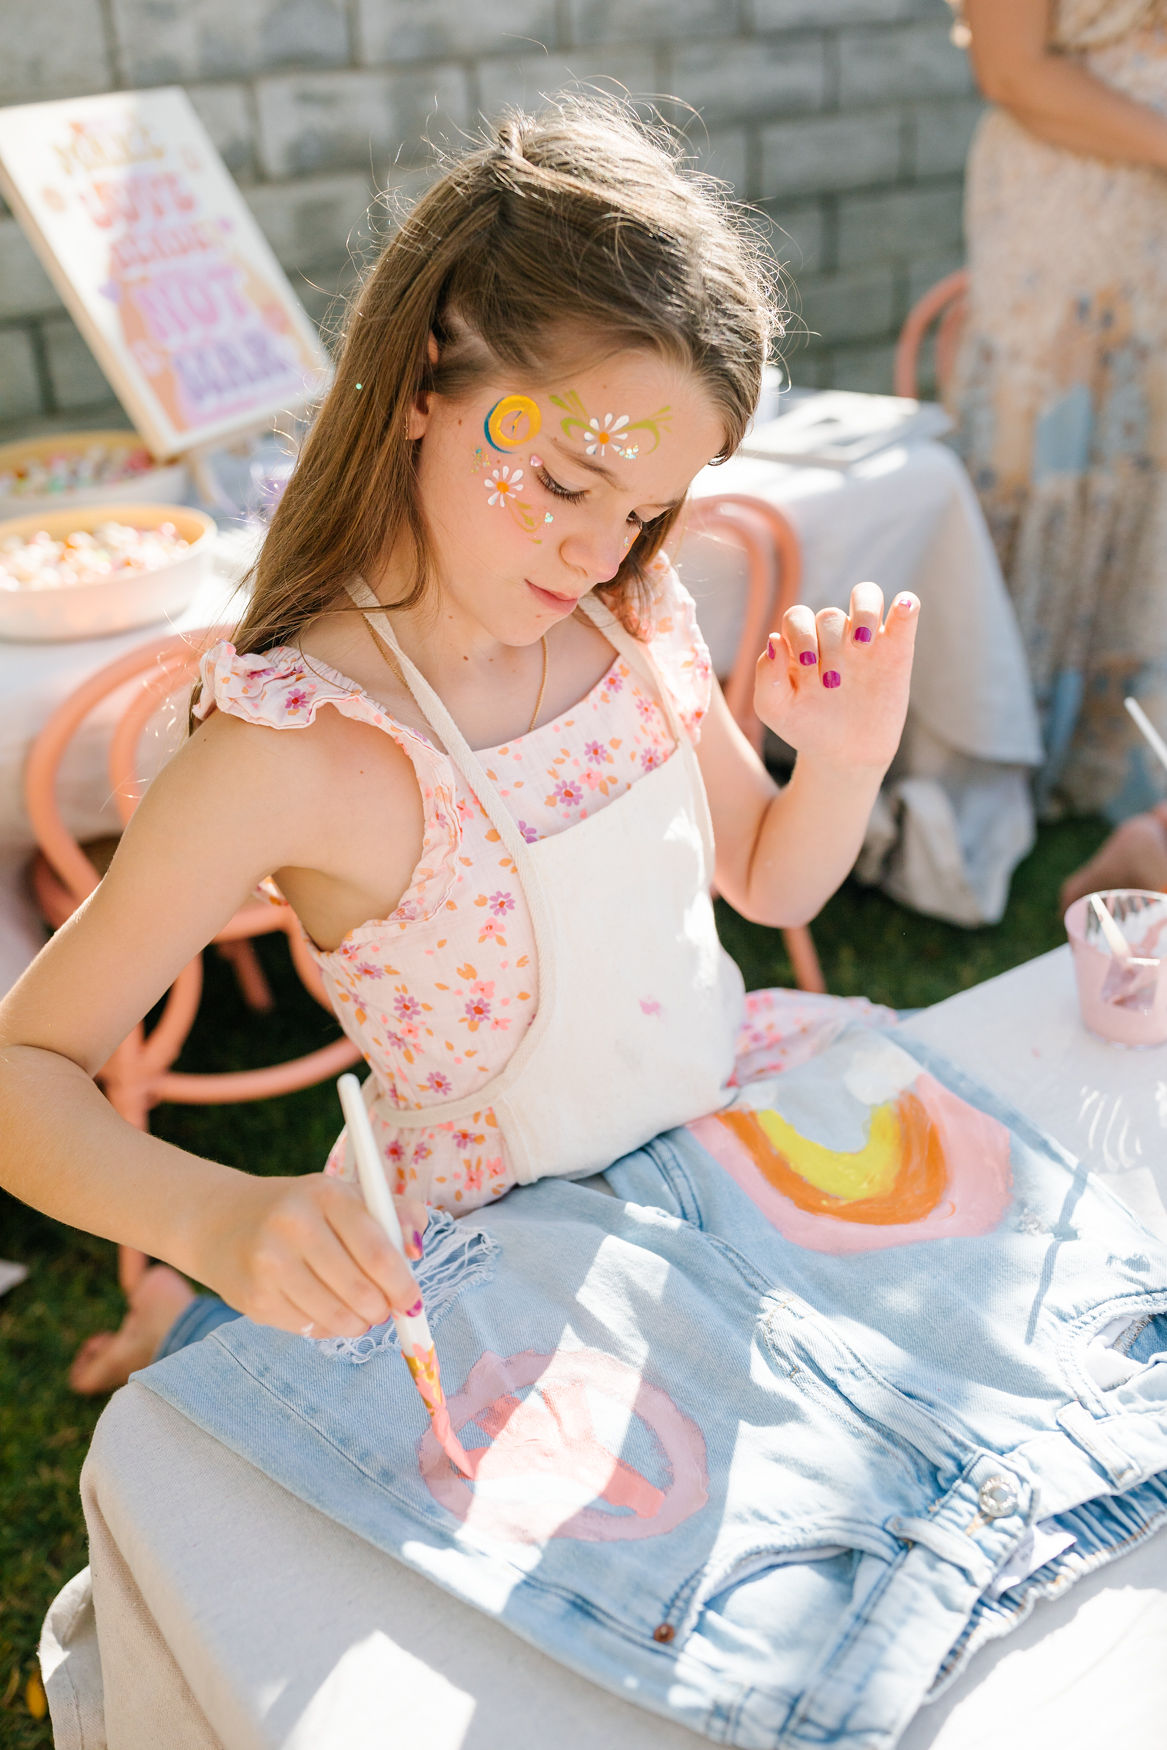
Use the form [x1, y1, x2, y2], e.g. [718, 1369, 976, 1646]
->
[210, 95, 781, 700]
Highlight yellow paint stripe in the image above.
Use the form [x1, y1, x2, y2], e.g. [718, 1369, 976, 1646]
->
[755, 1101, 902, 1202]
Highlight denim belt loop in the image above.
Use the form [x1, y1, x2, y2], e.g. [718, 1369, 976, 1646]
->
[1057, 1399, 1142, 1488]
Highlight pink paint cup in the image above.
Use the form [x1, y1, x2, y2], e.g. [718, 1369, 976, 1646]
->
[1064, 889, 1167, 1048]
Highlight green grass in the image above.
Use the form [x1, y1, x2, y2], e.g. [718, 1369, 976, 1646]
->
[0, 813, 1109, 1744]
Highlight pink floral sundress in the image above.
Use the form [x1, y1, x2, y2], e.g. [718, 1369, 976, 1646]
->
[196, 561, 891, 1213]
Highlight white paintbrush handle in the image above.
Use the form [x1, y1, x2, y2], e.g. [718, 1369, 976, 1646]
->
[1089, 893, 1131, 962]
[1125, 696, 1167, 777]
[337, 1072, 406, 1254]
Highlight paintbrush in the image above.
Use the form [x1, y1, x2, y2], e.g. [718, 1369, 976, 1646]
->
[1125, 696, 1167, 777]
[1088, 893, 1159, 1012]
[337, 1073, 472, 1476]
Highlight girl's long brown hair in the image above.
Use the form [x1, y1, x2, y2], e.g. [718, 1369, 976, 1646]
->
[218, 97, 781, 677]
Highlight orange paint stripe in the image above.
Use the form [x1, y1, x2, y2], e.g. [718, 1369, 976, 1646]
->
[718, 1092, 946, 1225]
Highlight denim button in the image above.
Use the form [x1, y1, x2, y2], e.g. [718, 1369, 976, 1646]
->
[978, 1476, 1017, 1518]
[653, 1623, 675, 1644]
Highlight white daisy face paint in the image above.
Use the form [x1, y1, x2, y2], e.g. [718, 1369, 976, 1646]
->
[550, 390, 672, 459]
[485, 464, 523, 507]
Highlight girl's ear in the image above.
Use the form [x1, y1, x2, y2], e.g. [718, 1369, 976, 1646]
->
[406, 393, 430, 441]
[406, 332, 442, 440]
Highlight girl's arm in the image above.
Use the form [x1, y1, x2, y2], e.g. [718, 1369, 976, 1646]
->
[699, 585, 918, 928]
[0, 711, 422, 1337]
[963, 0, 1167, 169]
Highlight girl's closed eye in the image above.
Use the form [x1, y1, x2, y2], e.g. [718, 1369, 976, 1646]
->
[531, 458, 647, 529]
[531, 458, 587, 504]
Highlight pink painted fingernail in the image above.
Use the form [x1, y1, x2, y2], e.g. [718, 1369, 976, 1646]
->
[799, 649, 818, 666]
[766, 635, 777, 660]
[852, 626, 872, 644]
[412, 1228, 424, 1253]
[822, 670, 841, 689]
[896, 595, 914, 612]
[404, 1297, 423, 1318]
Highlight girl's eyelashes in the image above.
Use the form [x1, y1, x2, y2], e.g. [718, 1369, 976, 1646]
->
[532, 461, 587, 504]
[532, 459, 648, 530]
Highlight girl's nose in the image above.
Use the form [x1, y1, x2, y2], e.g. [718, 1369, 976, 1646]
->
[560, 524, 629, 585]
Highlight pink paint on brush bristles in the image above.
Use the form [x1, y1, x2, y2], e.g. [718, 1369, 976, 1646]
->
[429, 1403, 476, 1476]
[404, 1341, 474, 1476]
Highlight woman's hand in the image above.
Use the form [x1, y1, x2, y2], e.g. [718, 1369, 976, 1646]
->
[964, 0, 1167, 172]
[753, 584, 919, 776]
[197, 1171, 429, 1339]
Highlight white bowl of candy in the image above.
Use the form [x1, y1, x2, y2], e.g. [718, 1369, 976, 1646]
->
[0, 431, 188, 519]
[0, 502, 216, 641]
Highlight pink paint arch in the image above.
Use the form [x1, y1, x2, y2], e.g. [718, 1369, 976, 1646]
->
[419, 1347, 709, 1544]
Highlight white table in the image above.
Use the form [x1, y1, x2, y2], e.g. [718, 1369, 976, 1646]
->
[41, 950, 1167, 1750]
[0, 535, 249, 991]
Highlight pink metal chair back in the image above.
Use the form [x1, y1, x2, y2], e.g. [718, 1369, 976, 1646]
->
[893, 269, 970, 401]
[24, 627, 360, 1130]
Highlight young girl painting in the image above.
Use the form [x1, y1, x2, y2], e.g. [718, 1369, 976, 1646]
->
[0, 103, 918, 1392]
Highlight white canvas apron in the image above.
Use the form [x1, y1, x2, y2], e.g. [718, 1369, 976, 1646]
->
[350, 581, 745, 1184]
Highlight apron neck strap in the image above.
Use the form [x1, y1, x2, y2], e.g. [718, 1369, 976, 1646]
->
[574, 591, 691, 747]
[344, 576, 692, 812]
[344, 577, 542, 876]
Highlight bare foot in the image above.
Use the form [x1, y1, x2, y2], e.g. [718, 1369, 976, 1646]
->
[68, 1264, 197, 1396]
[1059, 812, 1167, 916]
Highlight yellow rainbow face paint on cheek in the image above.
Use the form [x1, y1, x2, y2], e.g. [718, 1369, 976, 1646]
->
[484, 394, 541, 451]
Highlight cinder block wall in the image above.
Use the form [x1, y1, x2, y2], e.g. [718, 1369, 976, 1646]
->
[0, 0, 980, 437]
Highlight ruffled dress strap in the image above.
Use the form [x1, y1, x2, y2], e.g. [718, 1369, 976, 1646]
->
[636, 555, 715, 742]
[193, 641, 463, 927]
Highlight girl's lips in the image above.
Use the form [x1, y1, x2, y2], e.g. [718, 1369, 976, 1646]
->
[527, 579, 581, 612]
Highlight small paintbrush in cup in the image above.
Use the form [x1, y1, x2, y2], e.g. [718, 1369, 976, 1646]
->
[336, 1073, 472, 1476]
[1088, 893, 1159, 1012]
[1124, 696, 1167, 777]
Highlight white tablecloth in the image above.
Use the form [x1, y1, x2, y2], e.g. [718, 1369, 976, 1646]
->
[682, 438, 1042, 927]
[39, 950, 1167, 1750]
[0, 537, 249, 990]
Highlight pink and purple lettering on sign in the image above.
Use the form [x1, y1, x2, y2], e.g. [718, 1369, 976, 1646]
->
[0, 90, 329, 457]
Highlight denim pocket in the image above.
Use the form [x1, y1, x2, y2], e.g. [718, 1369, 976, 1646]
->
[1126, 1311, 1167, 1366]
[664, 1533, 887, 1726]
[1066, 1289, 1167, 1403]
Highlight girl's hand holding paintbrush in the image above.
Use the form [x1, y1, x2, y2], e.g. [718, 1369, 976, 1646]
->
[198, 1166, 428, 1341]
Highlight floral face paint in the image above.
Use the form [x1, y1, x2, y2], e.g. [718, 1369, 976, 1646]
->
[485, 464, 523, 507]
[480, 456, 546, 542]
[473, 409, 560, 543]
[550, 389, 672, 459]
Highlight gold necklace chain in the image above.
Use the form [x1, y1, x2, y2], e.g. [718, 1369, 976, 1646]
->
[528, 633, 549, 734]
[360, 613, 549, 737]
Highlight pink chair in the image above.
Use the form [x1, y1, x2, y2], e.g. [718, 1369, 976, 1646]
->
[24, 628, 361, 1293]
[894, 268, 970, 401]
[680, 493, 826, 996]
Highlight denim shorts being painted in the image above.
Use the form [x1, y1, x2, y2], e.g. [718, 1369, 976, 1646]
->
[139, 1029, 1167, 1749]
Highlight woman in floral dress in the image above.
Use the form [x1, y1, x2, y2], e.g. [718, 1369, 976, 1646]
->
[949, 0, 1167, 820]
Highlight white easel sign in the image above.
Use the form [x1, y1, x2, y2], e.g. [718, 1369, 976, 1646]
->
[0, 88, 331, 459]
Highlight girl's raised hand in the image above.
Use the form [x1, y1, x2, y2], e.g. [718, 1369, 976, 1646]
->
[199, 1172, 429, 1339]
[754, 583, 919, 773]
